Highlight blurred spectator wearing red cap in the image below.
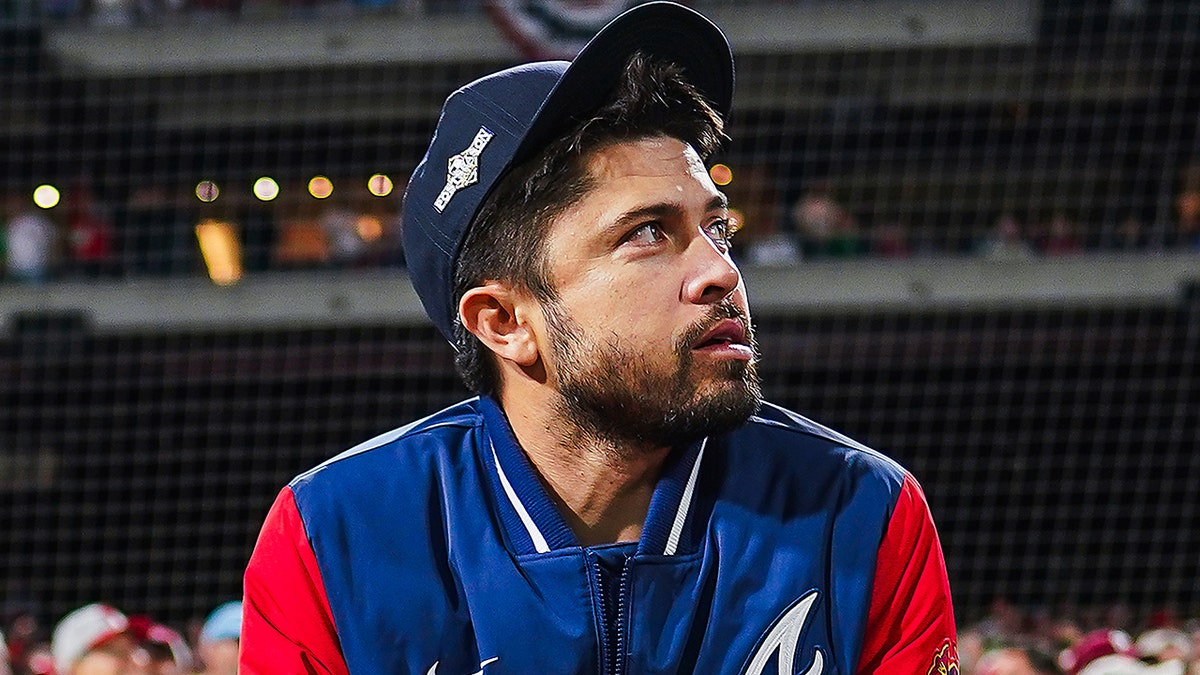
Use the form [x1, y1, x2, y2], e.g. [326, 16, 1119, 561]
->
[1058, 629, 1184, 675]
[126, 616, 194, 675]
[64, 182, 115, 279]
[50, 604, 141, 675]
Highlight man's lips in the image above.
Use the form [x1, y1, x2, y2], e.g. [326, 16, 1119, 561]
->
[692, 318, 749, 350]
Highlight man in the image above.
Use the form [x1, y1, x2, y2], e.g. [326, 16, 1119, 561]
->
[241, 3, 957, 673]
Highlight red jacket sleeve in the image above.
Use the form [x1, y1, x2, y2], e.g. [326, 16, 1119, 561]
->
[856, 473, 958, 674]
[240, 487, 349, 675]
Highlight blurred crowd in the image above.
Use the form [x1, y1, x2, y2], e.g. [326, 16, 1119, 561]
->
[3, 172, 1200, 286]
[1, 601, 239, 675]
[728, 174, 1200, 268]
[5, 597, 1200, 674]
[0, 184, 405, 284]
[961, 599, 1200, 675]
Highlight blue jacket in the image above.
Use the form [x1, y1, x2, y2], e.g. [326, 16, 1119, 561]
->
[242, 397, 957, 674]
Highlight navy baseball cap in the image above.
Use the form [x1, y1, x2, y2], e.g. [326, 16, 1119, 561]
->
[401, 1, 734, 342]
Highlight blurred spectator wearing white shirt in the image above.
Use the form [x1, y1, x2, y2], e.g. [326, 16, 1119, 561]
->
[791, 180, 850, 258]
[320, 202, 374, 268]
[979, 213, 1036, 261]
[5, 202, 57, 283]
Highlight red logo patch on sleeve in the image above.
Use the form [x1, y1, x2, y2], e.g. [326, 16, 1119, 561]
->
[927, 638, 959, 675]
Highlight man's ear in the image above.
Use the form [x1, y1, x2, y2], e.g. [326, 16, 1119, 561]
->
[459, 283, 540, 367]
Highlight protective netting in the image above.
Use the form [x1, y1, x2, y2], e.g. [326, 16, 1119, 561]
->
[1, 302, 1197, 641]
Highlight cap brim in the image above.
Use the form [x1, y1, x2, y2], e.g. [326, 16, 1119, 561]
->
[515, 1, 734, 166]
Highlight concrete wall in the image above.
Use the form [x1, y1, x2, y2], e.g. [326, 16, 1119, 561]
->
[3, 253, 1197, 334]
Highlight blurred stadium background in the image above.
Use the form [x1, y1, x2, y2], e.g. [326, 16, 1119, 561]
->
[1, 0, 1198, 672]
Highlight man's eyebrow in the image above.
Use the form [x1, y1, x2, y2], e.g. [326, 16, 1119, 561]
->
[608, 203, 683, 233]
[604, 195, 731, 237]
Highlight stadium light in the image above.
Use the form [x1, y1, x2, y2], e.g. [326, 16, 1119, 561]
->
[368, 174, 394, 197]
[254, 177, 280, 202]
[196, 180, 220, 203]
[32, 184, 61, 209]
[709, 163, 733, 186]
[308, 176, 333, 199]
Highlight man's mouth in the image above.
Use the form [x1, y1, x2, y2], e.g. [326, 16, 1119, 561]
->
[691, 319, 753, 360]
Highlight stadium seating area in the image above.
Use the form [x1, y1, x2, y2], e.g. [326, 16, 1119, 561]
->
[2, 1, 1198, 284]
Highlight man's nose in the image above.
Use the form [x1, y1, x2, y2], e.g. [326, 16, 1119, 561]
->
[682, 235, 741, 304]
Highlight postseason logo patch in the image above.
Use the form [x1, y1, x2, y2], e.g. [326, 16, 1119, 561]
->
[927, 638, 960, 675]
[434, 127, 494, 213]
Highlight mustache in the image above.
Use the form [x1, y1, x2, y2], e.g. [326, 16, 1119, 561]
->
[675, 301, 754, 354]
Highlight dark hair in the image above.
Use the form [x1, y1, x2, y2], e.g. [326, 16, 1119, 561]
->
[451, 52, 727, 395]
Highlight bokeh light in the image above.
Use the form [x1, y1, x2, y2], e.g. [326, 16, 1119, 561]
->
[709, 163, 733, 186]
[728, 207, 746, 234]
[356, 215, 384, 241]
[196, 180, 220, 203]
[195, 219, 243, 286]
[253, 177, 280, 202]
[32, 184, 61, 209]
[308, 176, 334, 199]
[368, 174, 394, 197]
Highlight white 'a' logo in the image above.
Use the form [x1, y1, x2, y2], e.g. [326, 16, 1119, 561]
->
[742, 590, 825, 675]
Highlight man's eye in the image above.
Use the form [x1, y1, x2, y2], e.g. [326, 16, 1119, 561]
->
[626, 222, 666, 246]
[704, 218, 733, 251]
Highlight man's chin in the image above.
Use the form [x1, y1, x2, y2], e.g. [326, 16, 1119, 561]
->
[701, 354, 755, 377]
[682, 378, 763, 436]
[692, 361, 759, 400]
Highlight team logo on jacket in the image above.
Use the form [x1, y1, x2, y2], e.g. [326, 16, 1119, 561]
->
[927, 638, 959, 675]
[743, 590, 824, 675]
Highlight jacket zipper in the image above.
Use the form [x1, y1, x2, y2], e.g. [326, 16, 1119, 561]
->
[610, 559, 632, 675]
[594, 554, 633, 675]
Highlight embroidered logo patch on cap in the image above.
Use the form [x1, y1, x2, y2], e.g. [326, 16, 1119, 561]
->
[434, 127, 495, 213]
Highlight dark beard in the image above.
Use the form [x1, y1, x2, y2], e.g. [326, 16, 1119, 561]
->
[545, 300, 762, 451]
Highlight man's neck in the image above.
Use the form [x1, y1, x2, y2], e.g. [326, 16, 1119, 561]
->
[498, 390, 671, 547]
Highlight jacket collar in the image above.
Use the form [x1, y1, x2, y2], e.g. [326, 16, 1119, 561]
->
[477, 396, 707, 556]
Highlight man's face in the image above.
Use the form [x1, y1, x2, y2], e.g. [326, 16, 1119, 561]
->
[535, 135, 761, 448]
